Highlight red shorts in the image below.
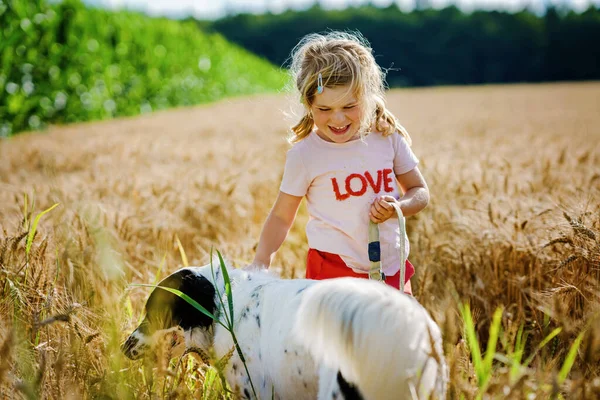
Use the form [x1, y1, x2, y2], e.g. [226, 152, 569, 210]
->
[306, 249, 415, 294]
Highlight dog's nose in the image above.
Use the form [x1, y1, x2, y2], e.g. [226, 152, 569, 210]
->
[121, 335, 140, 360]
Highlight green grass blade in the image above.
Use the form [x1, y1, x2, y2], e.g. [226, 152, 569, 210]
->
[557, 331, 584, 384]
[509, 325, 526, 382]
[130, 283, 227, 330]
[216, 250, 234, 326]
[210, 248, 257, 399]
[482, 307, 503, 381]
[25, 203, 59, 256]
[459, 303, 483, 383]
[523, 327, 562, 368]
[210, 248, 231, 327]
[202, 367, 218, 400]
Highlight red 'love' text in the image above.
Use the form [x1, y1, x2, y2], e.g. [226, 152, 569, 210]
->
[331, 169, 394, 201]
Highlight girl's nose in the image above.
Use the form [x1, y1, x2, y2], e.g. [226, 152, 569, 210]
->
[331, 111, 345, 124]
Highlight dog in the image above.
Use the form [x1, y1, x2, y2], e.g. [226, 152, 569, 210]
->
[121, 261, 447, 399]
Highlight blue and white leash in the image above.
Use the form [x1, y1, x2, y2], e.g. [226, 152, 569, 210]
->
[368, 202, 406, 293]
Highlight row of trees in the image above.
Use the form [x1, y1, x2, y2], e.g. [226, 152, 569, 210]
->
[0, 0, 285, 135]
[202, 5, 600, 87]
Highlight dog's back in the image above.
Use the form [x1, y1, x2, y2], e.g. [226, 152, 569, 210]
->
[294, 278, 447, 400]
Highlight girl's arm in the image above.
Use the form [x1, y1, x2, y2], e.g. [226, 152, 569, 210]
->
[370, 166, 429, 223]
[252, 191, 303, 268]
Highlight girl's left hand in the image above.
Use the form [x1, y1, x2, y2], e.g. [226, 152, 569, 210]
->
[369, 195, 399, 224]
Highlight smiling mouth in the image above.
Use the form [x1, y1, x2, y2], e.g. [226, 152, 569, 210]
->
[329, 124, 350, 135]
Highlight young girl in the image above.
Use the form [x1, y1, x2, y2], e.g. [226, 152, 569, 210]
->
[251, 31, 429, 295]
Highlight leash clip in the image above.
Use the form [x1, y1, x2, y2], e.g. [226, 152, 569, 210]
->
[368, 223, 385, 282]
[368, 203, 406, 291]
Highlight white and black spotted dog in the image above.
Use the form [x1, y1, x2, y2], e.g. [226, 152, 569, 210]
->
[122, 262, 447, 400]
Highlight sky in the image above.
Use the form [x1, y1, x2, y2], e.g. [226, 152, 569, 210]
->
[88, 0, 600, 20]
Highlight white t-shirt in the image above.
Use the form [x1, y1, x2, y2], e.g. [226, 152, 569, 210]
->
[280, 130, 419, 276]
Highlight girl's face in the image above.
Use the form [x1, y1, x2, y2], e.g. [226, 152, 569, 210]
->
[310, 85, 364, 143]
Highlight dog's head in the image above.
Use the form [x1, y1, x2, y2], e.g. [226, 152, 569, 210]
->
[121, 266, 222, 360]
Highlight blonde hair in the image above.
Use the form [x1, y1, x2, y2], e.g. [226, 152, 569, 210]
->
[287, 31, 411, 145]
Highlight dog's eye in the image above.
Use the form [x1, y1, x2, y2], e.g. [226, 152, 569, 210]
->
[131, 349, 138, 357]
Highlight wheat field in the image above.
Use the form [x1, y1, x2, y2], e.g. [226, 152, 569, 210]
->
[0, 82, 599, 399]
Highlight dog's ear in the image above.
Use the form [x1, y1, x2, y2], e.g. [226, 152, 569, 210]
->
[144, 268, 216, 332]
